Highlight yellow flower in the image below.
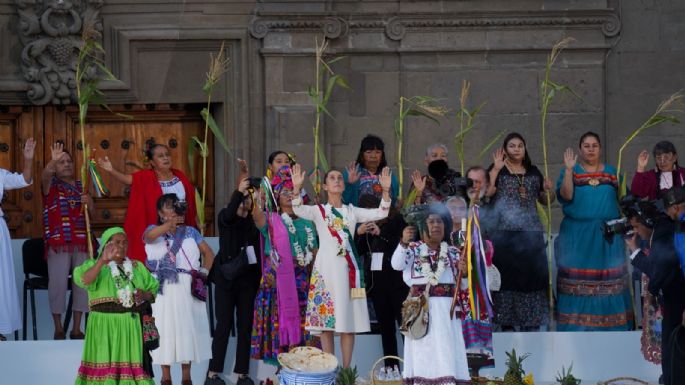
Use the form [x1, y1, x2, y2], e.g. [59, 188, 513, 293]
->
[523, 373, 534, 385]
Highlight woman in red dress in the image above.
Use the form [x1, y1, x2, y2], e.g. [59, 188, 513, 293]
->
[99, 144, 197, 262]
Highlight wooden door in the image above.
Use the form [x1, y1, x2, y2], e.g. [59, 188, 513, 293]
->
[0, 104, 214, 238]
[0, 107, 43, 238]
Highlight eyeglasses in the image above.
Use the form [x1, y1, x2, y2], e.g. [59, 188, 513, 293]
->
[655, 153, 674, 161]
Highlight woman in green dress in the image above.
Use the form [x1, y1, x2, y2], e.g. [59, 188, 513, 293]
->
[73, 227, 159, 385]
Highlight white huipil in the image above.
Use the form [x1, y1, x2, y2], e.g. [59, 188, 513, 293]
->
[0, 169, 30, 335]
[292, 196, 390, 333]
[391, 241, 470, 385]
[145, 226, 212, 365]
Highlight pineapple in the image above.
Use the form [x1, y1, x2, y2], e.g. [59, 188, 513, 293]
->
[337, 366, 359, 385]
[503, 349, 530, 385]
[555, 364, 581, 385]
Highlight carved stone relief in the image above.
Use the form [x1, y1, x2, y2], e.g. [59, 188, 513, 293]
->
[15, 0, 104, 105]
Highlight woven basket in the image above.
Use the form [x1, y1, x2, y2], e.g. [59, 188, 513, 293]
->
[370, 355, 404, 385]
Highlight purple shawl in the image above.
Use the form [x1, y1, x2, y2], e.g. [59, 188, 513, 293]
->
[268, 213, 302, 346]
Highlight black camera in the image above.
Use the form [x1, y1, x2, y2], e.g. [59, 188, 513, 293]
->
[173, 200, 188, 216]
[601, 217, 633, 243]
[427, 159, 473, 198]
[601, 195, 663, 242]
[247, 177, 263, 190]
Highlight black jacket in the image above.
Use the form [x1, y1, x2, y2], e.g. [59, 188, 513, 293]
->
[210, 190, 261, 289]
[632, 217, 685, 303]
[354, 213, 408, 294]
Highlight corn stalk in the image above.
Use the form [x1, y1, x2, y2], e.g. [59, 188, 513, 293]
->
[308, 37, 349, 198]
[75, 23, 129, 258]
[539, 37, 578, 323]
[189, 42, 233, 235]
[394, 96, 448, 201]
[616, 91, 684, 197]
[454, 80, 487, 175]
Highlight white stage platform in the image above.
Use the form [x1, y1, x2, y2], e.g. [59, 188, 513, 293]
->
[2, 239, 660, 384]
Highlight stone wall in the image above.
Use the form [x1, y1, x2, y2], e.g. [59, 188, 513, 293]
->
[1, 0, 684, 229]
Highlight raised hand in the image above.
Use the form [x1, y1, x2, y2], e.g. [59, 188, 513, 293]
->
[237, 158, 248, 177]
[379, 166, 392, 191]
[346, 162, 360, 184]
[291, 163, 306, 190]
[50, 142, 66, 162]
[98, 156, 113, 172]
[564, 148, 578, 170]
[492, 148, 506, 171]
[637, 150, 649, 172]
[237, 178, 251, 196]
[401, 225, 417, 245]
[411, 169, 426, 193]
[100, 242, 116, 263]
[23, 138, 36, 160]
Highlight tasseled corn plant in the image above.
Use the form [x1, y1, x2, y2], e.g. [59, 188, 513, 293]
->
[76, 21, 130, 258]
[309, 37, 349, 199]
[454, 80, 489, 175]
[395, 96, 448, 202]
[189, 42, 233, 235]
[616, 91, 684, 197]
[539, 37, 579, 322]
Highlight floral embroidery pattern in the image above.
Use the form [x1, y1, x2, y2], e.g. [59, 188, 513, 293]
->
[305, 268, 335, 330]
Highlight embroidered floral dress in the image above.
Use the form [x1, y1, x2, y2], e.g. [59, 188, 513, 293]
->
[251, 214, 319, 365]
[73, 259, 159, 385]
[555, 164, 633, 331]
[292, 196, 390, 333]
[391, 241, 470, 385]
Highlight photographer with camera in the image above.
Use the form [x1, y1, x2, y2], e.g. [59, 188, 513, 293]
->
[486, 133, 553, 331]
[206, 159, 262, 385]
[625, 190, 685, 385]
[410, 143, 472, 205]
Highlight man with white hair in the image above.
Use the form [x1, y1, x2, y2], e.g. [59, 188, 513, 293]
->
[410, 144, 466, 204]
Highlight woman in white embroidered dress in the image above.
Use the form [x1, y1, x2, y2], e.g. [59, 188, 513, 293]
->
[391, 205, 470, 385]
[144, 193, 214, 385]
[0, 138, 35, 341]
[291, 164, 391, 368]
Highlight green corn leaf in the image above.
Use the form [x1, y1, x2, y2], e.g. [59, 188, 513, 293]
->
[326, 56, 345, 66]
[188, 136, 203, 180]
[477, 129, 506, 160]
[335, 76, 350, 89]
[404, 188, 418, 209]
[322, 75, 339, 105]
[406, 108, 439, 125]
[200, 108, 233, 155]
[317, 145, 330, 173]
[308, 85, 317, 98]
[195, 188, 206, 235]
[536, 201, 549, 230]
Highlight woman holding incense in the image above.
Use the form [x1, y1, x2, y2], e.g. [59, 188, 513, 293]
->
[485, 133, 552, 331]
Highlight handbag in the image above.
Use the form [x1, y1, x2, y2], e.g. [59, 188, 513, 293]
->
[189, 269, 208, 302]
[138, 300, 159, 351]
[219, 246, 250, 280]
[178, 243, 209, 302]
[400, 283, 430, 339]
